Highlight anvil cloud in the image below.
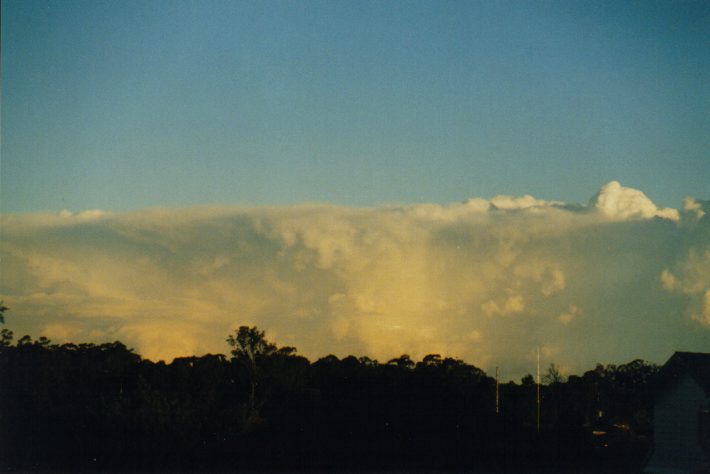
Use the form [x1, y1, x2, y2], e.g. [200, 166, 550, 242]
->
[1, 182, 708, 379]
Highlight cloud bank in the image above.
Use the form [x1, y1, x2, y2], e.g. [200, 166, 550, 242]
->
[1, 182, 708, 379]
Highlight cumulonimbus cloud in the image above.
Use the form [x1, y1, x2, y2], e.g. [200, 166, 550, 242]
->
[1, 182, 708, 380]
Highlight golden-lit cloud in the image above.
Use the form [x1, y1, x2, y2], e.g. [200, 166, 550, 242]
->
[661, 250, 710, 326]
[1, 182, 708, 379]
[558, 304, 580, 325]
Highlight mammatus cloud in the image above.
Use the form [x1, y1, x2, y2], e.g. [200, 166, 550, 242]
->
[1, 182, 708, 379]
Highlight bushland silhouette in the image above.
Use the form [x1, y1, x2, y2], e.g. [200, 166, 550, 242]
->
[0, 321, 659, 471]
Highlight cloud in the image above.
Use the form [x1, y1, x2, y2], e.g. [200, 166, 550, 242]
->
[481, 296, 525, 318]
[558, 304, 580, 325]
[658, 197, 710, 327]
[1, 182, 708, 379]
[661, 251, 710, 326]
[58, 209, 108, 220]
[489, 194, 564, 211]
[590, 180, 680, 221]
[682, 197, 708, 221]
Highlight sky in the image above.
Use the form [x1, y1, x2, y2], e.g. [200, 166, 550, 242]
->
[2, 0, 709, 212]
[1, 0, 709, 378]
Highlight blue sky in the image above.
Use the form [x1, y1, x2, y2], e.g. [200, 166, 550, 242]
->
[2, 0, 709, 212]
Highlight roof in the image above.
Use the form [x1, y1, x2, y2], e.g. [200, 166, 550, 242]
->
[658, 352, 710, 397]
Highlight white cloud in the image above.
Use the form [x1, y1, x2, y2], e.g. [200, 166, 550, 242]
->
[590, 181, 679, 221]
[58, 209, 107, 220]
[490, 194, 563, 211]
[1, 182, 707, 378]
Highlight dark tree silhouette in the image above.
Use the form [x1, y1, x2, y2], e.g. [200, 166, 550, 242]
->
[0, 303, 13, 347]
[387, 354, 415, 369]
[0, 319, 661, 471]
[543, 362, 566, 385]
[228, 326, 272, 423]
[226, 326, 297, 426]
[0, 300, 8, 324]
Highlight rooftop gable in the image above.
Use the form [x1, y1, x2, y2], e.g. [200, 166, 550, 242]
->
[658, 352, 710, 397]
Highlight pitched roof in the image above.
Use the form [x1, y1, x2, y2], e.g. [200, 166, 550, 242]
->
[659, 352, 710, 397]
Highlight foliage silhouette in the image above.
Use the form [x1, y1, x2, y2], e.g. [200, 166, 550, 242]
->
[0, 323, 659, 471]
[543, 362, 566, 385]
[0, 302, 10, 347]
[0, 300, 7, 324]
[226, 326, 301, 428]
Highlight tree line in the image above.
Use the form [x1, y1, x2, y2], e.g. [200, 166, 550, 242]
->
[0, 309, 659, 471]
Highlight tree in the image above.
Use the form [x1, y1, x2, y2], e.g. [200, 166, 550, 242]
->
[226, 326, 278, 423]
[543, 363, 566, 385]
[0, 329, 13, 347]
[387, 354, 414, 370]
[227, 326, 277, 362]
[420, 354, 442, 368]
[0, 300, 8, 324]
